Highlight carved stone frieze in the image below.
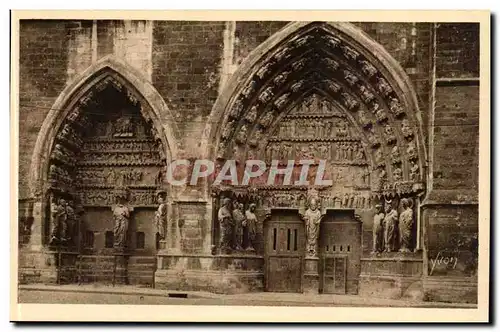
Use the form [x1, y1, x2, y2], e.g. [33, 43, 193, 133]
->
[78, 188, 158, 207]
[77, 151, 162, 166]
[75, 167, 161, 187]
[320, 191, 372, 209]
[83, 139, 157, 152]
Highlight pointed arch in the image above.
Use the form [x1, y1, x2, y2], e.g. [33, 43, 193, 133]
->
[28, 55, 180, 198]
[203, 21, 427, 196]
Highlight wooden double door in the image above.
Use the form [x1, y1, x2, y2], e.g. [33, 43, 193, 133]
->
[264, 210, 305, 293]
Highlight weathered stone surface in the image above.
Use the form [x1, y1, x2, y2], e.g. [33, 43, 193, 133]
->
[17, 21, 480, 305]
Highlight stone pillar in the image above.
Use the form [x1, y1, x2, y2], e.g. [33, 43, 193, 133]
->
[112, 251, 129, 285]
[303, 256, 320, 294]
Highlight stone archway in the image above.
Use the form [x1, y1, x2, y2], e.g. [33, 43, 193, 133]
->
[205, 21, 427, 295]
[21, 56, 179, 285]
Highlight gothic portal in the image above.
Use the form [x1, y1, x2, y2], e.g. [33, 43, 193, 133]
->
[208, 22, 426, 295]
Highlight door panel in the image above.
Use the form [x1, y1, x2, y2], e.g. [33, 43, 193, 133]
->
[265, 211, 304, 293]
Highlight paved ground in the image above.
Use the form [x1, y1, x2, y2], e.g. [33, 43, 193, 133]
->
[17, 284, 477, 308]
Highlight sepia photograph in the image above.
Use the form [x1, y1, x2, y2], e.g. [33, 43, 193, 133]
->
[10, 10, 490, 322]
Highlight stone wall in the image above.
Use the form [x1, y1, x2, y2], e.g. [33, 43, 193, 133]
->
[17, 20, 480, 302]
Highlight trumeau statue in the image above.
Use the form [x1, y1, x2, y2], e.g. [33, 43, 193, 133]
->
[372, 204, 385, 253]
[300, 197, 324, 258]
[399, 198, 414, 253]
[112, 190, 134, 250]
[218, 198, 234, 253]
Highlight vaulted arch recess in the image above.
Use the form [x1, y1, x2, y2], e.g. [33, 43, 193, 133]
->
[214, 22, 425, 198]
[39, 67, 171, 251]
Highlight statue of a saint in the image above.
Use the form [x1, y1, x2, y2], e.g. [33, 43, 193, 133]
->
[218, 198, 234, 252]
[244, 203, 258, 251]
[49, 198, 68, 245]
[399, 198, 414, 253]
[155, 191, 167, 241]
[372, 204, 385, 253]
[65, 200, 76, 245]
[112, 193, 133, 249]
[232, 201, 246, 250]
[383, 201, 399, 252]
[300, 198, 323, 257]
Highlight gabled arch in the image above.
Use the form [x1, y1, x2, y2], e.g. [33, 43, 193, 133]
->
[204, 21, 427, 196]
[29, 55, 180, 198]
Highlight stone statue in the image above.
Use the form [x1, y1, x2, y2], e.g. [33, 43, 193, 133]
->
[372, 204, 385, 253]
[112, 193, 134, 249]
[218, 198, 234, 252]
[155, 191, 167, 241]
[113, 115, 134, 137]
[383, 201, 399, 252]
[65, 200, 76, 245]
[232, 201, 246, 250]
[244, 203, 258, 251]
[399, 198, 414, 253]
[49, 198, 68, 245]
[300, 198, 323, 257]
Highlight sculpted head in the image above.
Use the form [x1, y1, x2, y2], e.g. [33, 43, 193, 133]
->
[249, 203, 256, 212]
[309, 198, 318, 211]
[384, 202, 392, 213]
[375, 204, 383, 213]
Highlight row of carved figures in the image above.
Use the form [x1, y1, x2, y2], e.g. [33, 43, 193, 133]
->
[372, 198, 415, 253]
[49, 190, 168, 250]
[265, 142, 366, 163]
[218, 198, 259, 253]
[262, 191, 373, 210]
[276, 118, 350, 139]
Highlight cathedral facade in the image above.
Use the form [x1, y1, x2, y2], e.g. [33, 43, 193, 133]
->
[17, 20, 480, 303]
